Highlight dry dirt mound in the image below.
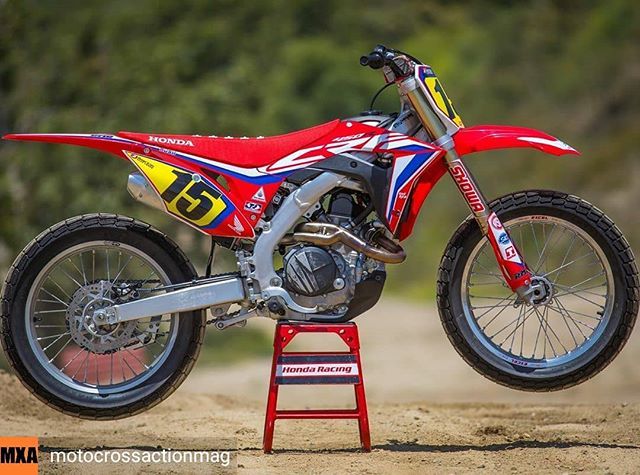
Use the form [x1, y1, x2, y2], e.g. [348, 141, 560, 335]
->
[0, 369, 639, 473]
[2, 296, 640, 473]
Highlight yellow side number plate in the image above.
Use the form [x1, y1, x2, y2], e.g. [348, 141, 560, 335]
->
[125, 151, 227, 228]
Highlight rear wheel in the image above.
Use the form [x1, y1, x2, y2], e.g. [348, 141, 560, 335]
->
[1, 214, 205, 419]
[437, 191, 638, 391]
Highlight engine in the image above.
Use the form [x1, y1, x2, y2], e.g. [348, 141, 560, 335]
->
[279, 189, 387, 320]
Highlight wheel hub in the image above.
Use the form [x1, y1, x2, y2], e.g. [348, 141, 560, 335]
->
[66, 282, 137, 354]
[526, 275, 554, 306]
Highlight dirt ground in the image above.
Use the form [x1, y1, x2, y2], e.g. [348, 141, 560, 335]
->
[1, 297, 639, 473]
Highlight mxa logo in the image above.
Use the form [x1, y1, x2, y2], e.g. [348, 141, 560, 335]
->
[148, 136, 194, 147]
[450, 165, 485, 212]
[0, 437, 38, 474]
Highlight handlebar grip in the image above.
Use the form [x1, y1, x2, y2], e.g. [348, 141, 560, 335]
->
[359, 52, 385, 69]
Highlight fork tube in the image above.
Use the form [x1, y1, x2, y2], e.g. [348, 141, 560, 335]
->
[399, 77, 531, 293]
[442, 151, 491, 233]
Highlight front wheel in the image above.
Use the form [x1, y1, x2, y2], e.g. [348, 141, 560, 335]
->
[437, 191, 638, 391]
[1, 214, 206, 419]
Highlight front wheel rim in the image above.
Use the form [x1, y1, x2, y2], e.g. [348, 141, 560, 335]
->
[461, 215, 614, 371]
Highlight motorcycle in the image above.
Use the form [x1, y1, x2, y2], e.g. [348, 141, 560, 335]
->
[1, 45, 637, 419]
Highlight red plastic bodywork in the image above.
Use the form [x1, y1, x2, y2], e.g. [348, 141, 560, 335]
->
[2, 122, 578, 243]
[453, 125, 580, 157]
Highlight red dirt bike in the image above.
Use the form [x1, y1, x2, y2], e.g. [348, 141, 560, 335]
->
[2, 45, 637, 419]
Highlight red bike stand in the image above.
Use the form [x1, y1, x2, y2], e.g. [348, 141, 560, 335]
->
[262, 322, 371, 453]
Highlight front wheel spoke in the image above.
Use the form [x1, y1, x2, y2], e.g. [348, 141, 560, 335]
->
[533, 223, 559, 273]
[552, 232, 579, 283]
[547, 302, 601, 322]
[551, 299, 597, 332]
[542, 251, 598, 279]
[531, 305, 546, 358]
[548, 303, 590, 338]
[475, 293, 516, 322]
[533, 307, 557, 357]
[533, 306, 567, 355]
[554, 290, 606, 309]
[555, 299, 581, 347]
[553, 283, 606, 299]
[530, 223, 541, 259]
[495, 307, 534, 344]
[507, 304, 525, 352]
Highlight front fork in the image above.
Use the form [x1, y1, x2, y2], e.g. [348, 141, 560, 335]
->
[400, 75, 533, 299]
[443, 148, 533, 297]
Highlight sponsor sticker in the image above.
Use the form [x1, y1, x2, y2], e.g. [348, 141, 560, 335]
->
[450, 165, 485, 213]
[498, 232, 510, 245]
[243, 201, 262, 213]
[251, 187, 266, 202]
[276, 363, 358, 377]
[148, 136, 194, 147]
[227, 215, 245, 235]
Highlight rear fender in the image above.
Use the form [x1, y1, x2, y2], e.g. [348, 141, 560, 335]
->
[2, 133, 145, 159]
[453, 125, 580, 157]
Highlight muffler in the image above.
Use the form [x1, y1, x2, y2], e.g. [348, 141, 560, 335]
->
[281, 222, 406, 264]
[127, 172, 165, 212]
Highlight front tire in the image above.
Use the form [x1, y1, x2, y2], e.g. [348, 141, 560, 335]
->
[1, 214, 206, 419]
[437, 191, 638, 391]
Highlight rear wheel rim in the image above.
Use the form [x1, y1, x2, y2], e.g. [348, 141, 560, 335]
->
[25, 241, 180, 395]
[461, 215, 614, 371]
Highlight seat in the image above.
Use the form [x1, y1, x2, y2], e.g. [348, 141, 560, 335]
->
[118, 120, 340, 168]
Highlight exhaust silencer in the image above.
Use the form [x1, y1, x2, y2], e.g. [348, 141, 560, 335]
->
[127, 172, 165, 212]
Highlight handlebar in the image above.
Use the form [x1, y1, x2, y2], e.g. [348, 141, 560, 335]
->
[360, 44, 419, 79]
[359, 44, 394, 70]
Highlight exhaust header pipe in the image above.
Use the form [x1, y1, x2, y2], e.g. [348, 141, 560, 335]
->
[282, 222, 406, 264]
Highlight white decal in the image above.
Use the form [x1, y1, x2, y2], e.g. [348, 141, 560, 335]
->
[517, 136, 576, 152]
[148, 136, 194, 147]
[228, 215, 245, 235]
[276, 363, 358, 377]
[252, 187, 266, 202]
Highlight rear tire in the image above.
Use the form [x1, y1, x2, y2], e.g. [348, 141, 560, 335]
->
[437, 191, 639, 391]
[1, 214, 206, 419]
